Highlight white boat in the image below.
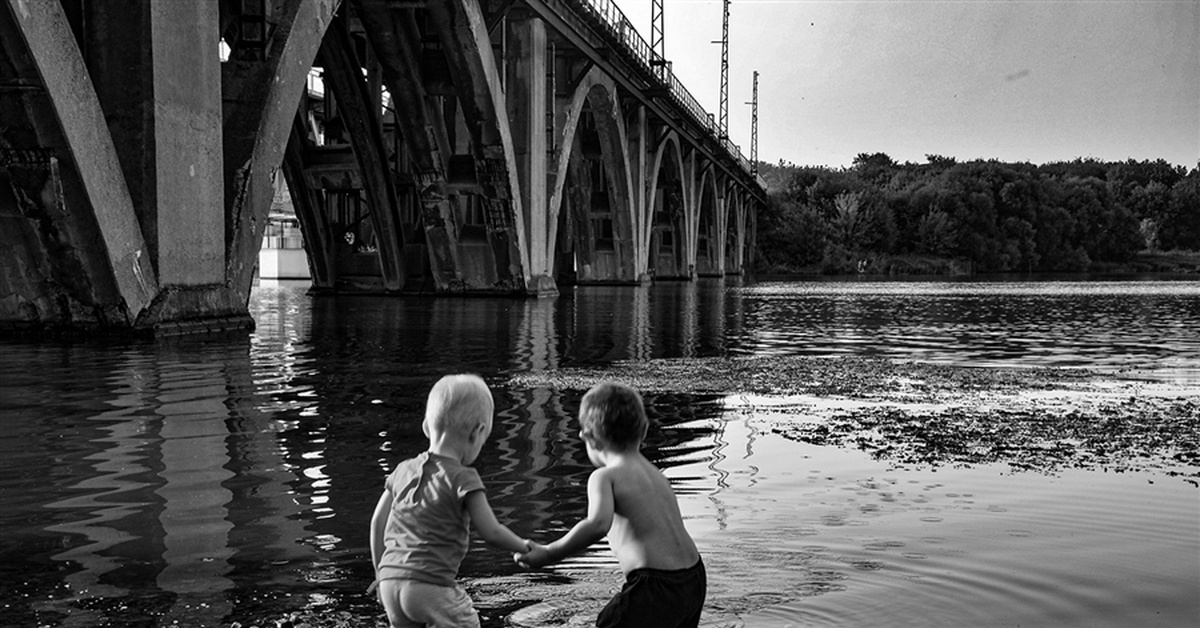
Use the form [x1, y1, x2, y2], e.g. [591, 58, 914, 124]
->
[258, 213, 311, 280]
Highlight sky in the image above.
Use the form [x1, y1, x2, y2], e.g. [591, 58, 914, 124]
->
[611, 0, 1200, 169]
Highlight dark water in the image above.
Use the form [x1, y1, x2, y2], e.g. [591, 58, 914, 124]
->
[2, 278, 1197, 628]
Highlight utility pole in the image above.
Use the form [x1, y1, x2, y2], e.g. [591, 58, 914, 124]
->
[716, 0, 730, 139]
[651, 0, 665, 65]
[747, 70, 759, 175]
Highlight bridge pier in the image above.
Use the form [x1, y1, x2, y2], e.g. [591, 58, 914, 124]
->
[506, 16, 556, 295]
[87, 1, 237, 322]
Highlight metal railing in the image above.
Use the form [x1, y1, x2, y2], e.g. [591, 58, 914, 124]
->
[569, 0, 756, 181]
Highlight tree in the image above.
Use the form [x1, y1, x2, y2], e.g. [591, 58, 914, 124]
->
[926, 154, 957, 168]
[754, 157, 1197, 276]
[917, 210, 956, 256]
[756, 196, 826, 270]
[832, 191, 865, 247]
[853, 152, 897, 185]
[1162, 170, 1200, 249]
[1061, 177, 1142, 262]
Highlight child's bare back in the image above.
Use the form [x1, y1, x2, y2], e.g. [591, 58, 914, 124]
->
[516, 382, 706, 628]
[599, 451, 699, 573]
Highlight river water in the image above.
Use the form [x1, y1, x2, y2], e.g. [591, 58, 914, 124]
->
[2, 278, 1197, 628]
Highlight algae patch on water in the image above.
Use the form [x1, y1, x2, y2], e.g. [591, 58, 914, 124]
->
[510, 356, 1200, 484]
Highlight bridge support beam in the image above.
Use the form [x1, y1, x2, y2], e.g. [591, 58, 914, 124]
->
[87, 1, 231, 313]
[222, 0, 337, 300]
[317, 16, 406, 291]
[1, 0, 159, 330]
[628, 105, 653, 284]
[282, 111, 337, 289]
[506, 16, 555, 296]
[357, 2, 464, 291]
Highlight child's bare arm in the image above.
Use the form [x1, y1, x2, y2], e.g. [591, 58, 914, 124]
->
[465, 490, 530, 554]
[369, 488, 392, 572]
[528, 469, 614, 566]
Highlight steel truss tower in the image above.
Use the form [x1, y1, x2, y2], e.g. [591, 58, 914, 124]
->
[748, 70, 758, 175]
[651, 0, 665, 65]
[717, 0, 730, 139]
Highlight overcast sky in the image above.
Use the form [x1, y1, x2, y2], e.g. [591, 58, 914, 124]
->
[611, 0, 1199, 169]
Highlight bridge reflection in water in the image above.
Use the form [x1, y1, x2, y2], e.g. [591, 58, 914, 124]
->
[3, 279, 735, 627]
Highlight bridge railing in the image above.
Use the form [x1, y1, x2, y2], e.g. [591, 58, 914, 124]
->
[568, 0, 756, 182]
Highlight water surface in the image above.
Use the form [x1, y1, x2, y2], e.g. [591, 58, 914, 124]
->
[1, 278, 1197, 627]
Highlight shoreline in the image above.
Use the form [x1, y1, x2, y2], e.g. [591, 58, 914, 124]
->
[752, 249, 1200, 280]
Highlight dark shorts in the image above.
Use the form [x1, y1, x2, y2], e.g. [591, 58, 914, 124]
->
[596, 558, 706, 628]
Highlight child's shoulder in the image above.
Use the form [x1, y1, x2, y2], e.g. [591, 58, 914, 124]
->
[601, 453, 667, 485]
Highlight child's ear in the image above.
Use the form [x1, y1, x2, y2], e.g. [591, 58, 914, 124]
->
[581, 431, 603, 450]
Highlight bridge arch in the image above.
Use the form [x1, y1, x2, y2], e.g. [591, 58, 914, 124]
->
[647, 133, 688, 279]
[694, 166, 723, 276]
[725, 190, 744, 274]
[549, 70, 637, 284]
[428, 0, 527, 292]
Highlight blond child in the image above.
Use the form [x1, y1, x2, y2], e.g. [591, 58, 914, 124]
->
[369, 374, 529, 628]
[516, 382, 705, 627]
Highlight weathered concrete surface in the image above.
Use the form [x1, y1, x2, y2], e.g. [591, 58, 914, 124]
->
[0, 0, 338, 335]
[222, 0, 338, 301]
[281, 111, 336, 289]
[356, 1, 463, 291]
[85, 0, 228, 313]
[318, 16, 406, 291]
[506, 17, 550, 292]
[1, 0, 157, 330]
[429, 0, 529, 294]
[149, 1, 225, 287]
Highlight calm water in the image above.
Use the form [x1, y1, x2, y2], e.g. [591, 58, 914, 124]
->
[2, 278, 1198, 628]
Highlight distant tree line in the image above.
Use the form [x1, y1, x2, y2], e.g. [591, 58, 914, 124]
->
[754, 154, 1200, 274]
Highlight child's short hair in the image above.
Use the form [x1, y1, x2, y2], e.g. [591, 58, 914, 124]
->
[579, 382, 648, 450]
[425, 374, 494, 435]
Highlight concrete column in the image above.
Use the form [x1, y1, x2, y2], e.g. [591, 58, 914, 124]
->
[631, 105, 652, 283]
[683, 153, 698, 278]
[150, 2, 223, 286]
[505, 17, 553, 293]
[88, 1, 224, 287]
[715, 187, 724, 274]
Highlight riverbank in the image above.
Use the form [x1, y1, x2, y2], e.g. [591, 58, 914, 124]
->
[754, 249, 1200, 278]
[1108, 249, 1200, 274]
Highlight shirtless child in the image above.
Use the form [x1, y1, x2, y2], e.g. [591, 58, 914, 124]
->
[516, 382, 705, 627]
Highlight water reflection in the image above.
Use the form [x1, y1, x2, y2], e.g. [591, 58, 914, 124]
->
[153, 360, 234, 626]
[38, 350, 162, 626]
[732, 280, 1200, 379]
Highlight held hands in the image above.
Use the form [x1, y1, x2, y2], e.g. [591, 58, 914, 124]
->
[513, 540, 552, 569]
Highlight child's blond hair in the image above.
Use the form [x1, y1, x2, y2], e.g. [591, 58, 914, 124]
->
[425, 374, 494, 436]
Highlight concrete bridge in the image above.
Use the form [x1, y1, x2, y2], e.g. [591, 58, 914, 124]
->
[0, 0, 765, 335]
